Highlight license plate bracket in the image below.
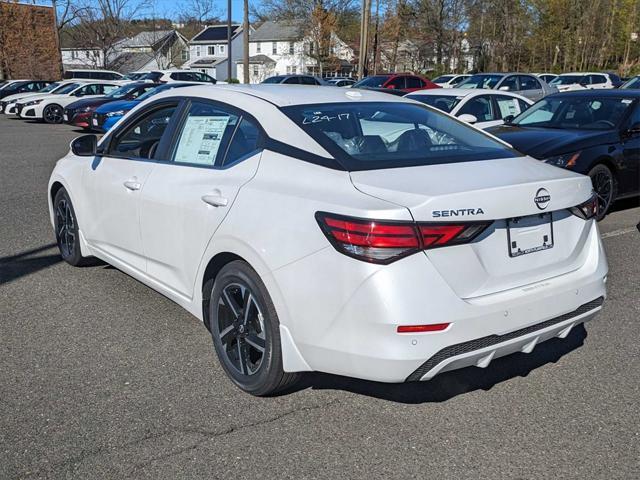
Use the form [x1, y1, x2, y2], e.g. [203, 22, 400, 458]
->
[507, 213, 554, 257]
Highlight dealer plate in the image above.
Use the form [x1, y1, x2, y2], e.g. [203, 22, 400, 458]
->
[507, 213, 553, 257]
[63, 114, 68, 121]
[92, 118, 98, 126]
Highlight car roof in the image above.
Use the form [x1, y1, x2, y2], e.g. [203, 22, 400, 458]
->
[406, 88, 532, 101]
[549, 89, 640, 97]
[152, 84, 415, 107]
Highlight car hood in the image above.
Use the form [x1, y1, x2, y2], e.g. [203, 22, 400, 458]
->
[2, 92, 48, 103]
[95, 99, 138, 113]
[485, 125, 617, 159]
[66, 97, 112, 110]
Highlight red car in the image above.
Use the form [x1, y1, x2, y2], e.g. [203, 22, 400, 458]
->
[352, 73, 440, 94]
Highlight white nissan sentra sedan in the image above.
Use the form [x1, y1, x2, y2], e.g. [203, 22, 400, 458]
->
[48, 85, 607, 395]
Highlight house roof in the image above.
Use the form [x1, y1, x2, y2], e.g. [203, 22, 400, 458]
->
[234, 54, 276, 65]
[189, 56, 227, 67]
[121, 30, 175, 48]
[250, 20, 304, 42]
[191, 24, 242, 43]
[109, 52, 154, 73]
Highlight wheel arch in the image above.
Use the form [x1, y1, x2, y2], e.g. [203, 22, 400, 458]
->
[201, 252, 245, 331]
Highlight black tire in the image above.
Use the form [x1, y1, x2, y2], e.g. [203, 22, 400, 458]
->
[53, 188, 93, 266]
[588, 163, 617, 221]
[209, 260, 300, 396]
[43, 104, 63, 124]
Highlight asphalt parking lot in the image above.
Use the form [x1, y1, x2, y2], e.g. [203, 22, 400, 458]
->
[1, 114, 639, 479]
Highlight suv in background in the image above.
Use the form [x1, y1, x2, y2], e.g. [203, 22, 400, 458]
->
[549, 72, 618, 92]
[63, 69, 125, 81]
[262, 75, 327, 85]
[458, 73, 556, 101]
[353, 73, 440, 93]
[141, 70, 217, 84]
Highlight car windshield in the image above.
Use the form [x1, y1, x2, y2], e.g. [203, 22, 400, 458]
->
[281, 102, 516, 171]
[105, 84, 141, 99]
[432, 75, 454, 84]
[39, 82, 60, 93]
[56, 83, 81, 94]
[458, 74, 503, 89]
[621, 77, 640, 89]
[512, 96, 634, 129]
[550, 75, 583, 85]
[407, 94, 463, 113]
[353, 76, 389, 88]
[263, 76, 286, 84]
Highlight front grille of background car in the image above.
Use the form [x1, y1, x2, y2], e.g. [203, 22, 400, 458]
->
[405, 296, 605, 382]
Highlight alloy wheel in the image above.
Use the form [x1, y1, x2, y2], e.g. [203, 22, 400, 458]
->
[55, 197, 75, 258]
[591, 168, 613, 216]
[216, 282, 266, 376]
[45, 105, 63, 123]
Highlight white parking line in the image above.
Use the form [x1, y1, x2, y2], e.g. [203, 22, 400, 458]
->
[601, 227, 638, 239]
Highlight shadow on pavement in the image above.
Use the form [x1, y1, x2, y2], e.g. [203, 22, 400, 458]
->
[610, 196, 640, 214]
[0, 243, 60, 284]
[290, 324, 588, 404]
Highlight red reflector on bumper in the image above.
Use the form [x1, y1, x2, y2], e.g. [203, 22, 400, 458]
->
[397, 323, 450, 333]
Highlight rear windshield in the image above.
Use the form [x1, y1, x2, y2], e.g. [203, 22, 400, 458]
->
[621, 77, 640, 89]
[432, 75, 454, 84]
[407, 94, 463, 113]
[281, 102, 516, 171]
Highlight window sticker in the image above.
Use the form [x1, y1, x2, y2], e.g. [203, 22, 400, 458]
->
[174, 116, 230, 165]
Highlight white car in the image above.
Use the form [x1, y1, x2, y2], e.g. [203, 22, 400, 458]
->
[406, 88, 533, 129]
[63, 69, 125, 82]
[535, 73, 558, 84]
[141, 70, 217, 84]
[550, 73, 615, 92]
[48, 85, 607, 395]
[16, 81, 119, 123]
[432, 74, 471, 88]
[0, 81, 77, 114]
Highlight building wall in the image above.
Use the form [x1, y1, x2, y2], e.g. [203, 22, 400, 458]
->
[61, 49, 104, 68]
[0, 3, 62, 80]
[188, 34, 245, 80]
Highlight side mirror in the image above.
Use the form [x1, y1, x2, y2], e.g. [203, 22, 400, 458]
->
[71, 134, 97, 156]
[503, 115, 515, 124]
[458, 113, 478, 124]
[498, 85, 510, 91]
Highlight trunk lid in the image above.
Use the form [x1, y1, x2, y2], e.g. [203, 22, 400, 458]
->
[350, 156, 595, 298]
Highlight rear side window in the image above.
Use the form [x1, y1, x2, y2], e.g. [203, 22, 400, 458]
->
[494, 95, 522, 117]
[300, 76, 317, 85]
[224, 118, 261, 166]
[386, 76, 406, 89]
[519, 75, 541, 90]
[283, 77, 300, 84]
[405, 76, 422, 89]
[171, 101, 239, 167]
[500, 76, 518, 91]
[282, 102, 516, 171]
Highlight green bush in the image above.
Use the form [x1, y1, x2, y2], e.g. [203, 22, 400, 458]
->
[227, 78, 240, 84]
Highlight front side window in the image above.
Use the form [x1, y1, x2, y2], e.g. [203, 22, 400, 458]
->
[459, 95, 494, 121]
[108, 104, 178, 159]
[408, 94, 462, 113]
[57, 83, 81, 94]
[500, 76, 518, 91]
[172, 102, 239, 166]
[282, 102, 517, 171]
[590, 75, 607, 85]
[512, 96, 635, 129]
[386, 76, 406, 90]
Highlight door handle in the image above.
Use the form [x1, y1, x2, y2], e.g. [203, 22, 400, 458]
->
[123, 180, 142, 191]
[201, 194, 228, 207]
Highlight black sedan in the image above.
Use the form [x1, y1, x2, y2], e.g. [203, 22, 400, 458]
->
[487, 90, 640, 219]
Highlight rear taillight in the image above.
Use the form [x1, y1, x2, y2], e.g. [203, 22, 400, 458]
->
[570, 193, 598, 220]
[316, 212, 490, 264]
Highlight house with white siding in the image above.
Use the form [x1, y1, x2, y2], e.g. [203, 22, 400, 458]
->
[236, 20, 354, 84]
[185, 24, 252, 81]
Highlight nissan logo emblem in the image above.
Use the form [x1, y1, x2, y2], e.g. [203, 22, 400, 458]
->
[534, 188, 551, 210]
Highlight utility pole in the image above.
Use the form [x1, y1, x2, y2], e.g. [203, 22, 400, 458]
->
[243, 0, 249, 84]
[227, 0, 232, 81]
[357, 0, 371, 79]
[51, 0, 64, 80]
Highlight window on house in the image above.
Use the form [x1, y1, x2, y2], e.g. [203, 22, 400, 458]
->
[220, 45, 226, 55]
[309, 43, 314, 54]
[208, 46, 215, 56]
[181, 50, 189, 61]
[289, 42, 294, 54]
[71, 50, 76, 59]
[196, 46, 201, 57]
[272, 42, 277, 55]
[256, 42, 261, 53]
[252, 66, 259, 76]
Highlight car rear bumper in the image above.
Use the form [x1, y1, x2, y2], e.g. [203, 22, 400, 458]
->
[273, 218, 607, 382]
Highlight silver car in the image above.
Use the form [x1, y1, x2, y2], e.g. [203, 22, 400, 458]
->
[458, 73, 557, 101]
